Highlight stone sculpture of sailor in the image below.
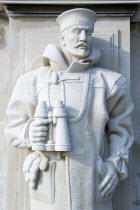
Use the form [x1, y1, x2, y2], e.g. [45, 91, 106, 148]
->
[5, 8, 134, 210]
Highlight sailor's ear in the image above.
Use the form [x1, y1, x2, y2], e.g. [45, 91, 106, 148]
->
[60, 33, 66, 46]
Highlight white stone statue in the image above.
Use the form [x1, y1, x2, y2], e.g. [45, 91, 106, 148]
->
[5, 8, 134, 210]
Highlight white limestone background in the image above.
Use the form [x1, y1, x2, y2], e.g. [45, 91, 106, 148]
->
[0, 18, 9, 210]
[0, 12, 139, 210]
[6, 15, 132, 210]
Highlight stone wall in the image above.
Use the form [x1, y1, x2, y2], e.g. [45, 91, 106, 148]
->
[0, 3, 140, 210]
[0, 6, 9, 210]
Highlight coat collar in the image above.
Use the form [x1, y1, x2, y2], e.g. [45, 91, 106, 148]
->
[42, 43, 101, 73]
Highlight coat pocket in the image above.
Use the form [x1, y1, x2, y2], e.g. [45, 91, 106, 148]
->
[31, 161, 56, 204]
[95, 156, 113, 203]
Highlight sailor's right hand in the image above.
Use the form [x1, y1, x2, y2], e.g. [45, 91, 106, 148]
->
[29, 118, 52, 143]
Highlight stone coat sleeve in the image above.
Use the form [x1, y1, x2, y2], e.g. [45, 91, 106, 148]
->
[106, 76, 134, 180]
[4, 77, 37, 148]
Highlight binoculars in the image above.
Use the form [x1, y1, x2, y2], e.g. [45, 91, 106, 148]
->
[32, 100, 71, 152]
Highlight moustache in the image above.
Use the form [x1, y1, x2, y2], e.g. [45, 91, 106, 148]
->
[74, 43, 89, 49]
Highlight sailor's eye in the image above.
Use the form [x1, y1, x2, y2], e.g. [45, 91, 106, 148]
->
[72, 29, 80, 35]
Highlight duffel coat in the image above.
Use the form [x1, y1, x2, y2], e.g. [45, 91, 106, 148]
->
[5, 44, 134, 210]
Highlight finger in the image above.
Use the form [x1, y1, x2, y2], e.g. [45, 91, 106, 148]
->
[108, 185, 117, 198]
[32, 131, 47, 138]
[30, 156, 42, 175]
[105, 180, 118, 197]
[23, 152, 39, 173]
[32, 119, 52, 127]
[100, 175, 117, 196]
[30, 157, 42, 182]
[25, 172, 30, 182]
[31, 137, 47, 142]
[31, 126, 48, 132]
[99, 174, 113, 191]
[105, 179, 118, 197]
[39, 156, 49, 171]
[29, 181, 36, 190]
[30, 173, 38, 182]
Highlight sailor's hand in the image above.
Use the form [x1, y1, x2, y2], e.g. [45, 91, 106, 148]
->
[29, 119, 52, 143]
[98, 162, 118, 198]
[23, 152, 49, 189]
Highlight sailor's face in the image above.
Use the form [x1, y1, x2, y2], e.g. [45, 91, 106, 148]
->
[63, 26, 92, 59]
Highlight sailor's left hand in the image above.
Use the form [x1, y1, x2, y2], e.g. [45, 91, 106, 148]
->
[98, 162, 118, 197]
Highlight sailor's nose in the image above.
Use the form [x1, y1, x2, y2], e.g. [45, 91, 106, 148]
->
[79, 30, 86, 42]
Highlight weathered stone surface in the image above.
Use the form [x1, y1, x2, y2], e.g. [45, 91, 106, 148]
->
[0, 3, 140, 210]
[0, 19, 9, 210]
[4, 7, 134, 210]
